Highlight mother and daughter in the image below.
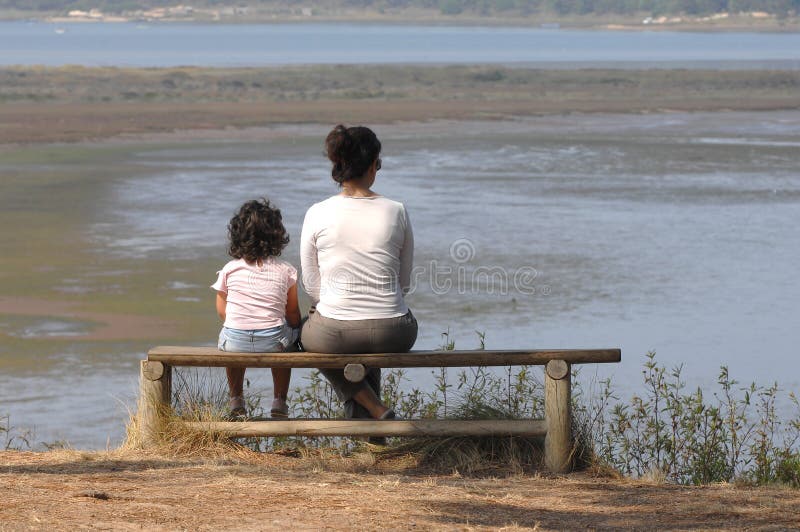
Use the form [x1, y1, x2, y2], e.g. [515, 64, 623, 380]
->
[211, 125, 417, 422]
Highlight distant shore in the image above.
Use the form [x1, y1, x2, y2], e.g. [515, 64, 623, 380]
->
[1, 65, 799, 145]
[1, 8, 798, 32]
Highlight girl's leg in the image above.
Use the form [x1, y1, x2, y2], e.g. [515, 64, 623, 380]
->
[219, 329, 248, 413]
[271, 368, 291, 400]
[270, 368, 291, 418]
[226, 367, 246, 410]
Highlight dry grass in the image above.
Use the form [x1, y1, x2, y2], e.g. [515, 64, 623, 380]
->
[378, 435, 544, 476]
[123, 398, 249, 460]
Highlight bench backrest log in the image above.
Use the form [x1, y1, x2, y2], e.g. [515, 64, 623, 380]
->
[140, 346, 621, 474]
[146, 347, 621, 368]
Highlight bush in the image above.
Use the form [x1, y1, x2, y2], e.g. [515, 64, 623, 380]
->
[576, 352, 800, 486]
[776, 451, 800, 488]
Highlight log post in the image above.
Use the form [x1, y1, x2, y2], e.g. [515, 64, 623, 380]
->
[343, 363, 367, 383]
[544, 359, 572, 473]
[137, 360, 172, 448]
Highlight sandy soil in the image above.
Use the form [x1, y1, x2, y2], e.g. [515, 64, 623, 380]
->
[1, 450, 798, 530]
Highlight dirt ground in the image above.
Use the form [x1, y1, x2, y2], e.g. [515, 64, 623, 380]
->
[1, 450, 799, 531]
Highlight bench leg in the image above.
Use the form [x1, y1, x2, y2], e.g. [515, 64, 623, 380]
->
[544, 359, 572, 473]
[138, 360, 172, 448]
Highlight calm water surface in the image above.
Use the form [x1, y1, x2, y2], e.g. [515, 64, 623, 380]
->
[1, 111, 799, 448]
[2, 22, 800, 67]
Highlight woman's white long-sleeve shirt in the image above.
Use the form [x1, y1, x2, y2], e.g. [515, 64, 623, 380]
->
[300, 194, 414, 320]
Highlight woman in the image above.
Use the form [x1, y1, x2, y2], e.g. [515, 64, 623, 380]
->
[300, 124, 417, 421]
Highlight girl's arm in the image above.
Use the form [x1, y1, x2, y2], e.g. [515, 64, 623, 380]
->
[285, 283, 301, 328]
[215, 291, 227, 321]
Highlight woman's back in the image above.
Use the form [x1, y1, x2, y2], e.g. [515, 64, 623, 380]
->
[300, 194, 413, 320]
[300, 123, 416, 423]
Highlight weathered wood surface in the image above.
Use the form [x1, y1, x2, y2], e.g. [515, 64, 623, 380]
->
[181, 419, 548, 438]
[141, 360, 167, 381]
[148, 347, 621, 368]
[544, 361, 572, 473]
[343, 363, 367, 382]
[545, 359, 569, 381]
[137, 360, 172, 448]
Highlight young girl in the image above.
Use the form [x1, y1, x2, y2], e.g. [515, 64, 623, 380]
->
[211, 198, 301, 420]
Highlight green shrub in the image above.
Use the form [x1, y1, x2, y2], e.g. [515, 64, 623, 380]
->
[576, 352, 800, 486]
[775, 451, 800, 488]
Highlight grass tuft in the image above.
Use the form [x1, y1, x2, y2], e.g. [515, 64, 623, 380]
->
[377, 434, 542, 476]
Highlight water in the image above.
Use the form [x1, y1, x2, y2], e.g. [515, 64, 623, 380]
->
[2, 21, 800, 67]
[1, 111, 799, 448]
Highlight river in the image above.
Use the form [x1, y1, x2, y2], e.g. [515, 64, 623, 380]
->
[1, 21, 800, 68]
[1, 111, 799, 448]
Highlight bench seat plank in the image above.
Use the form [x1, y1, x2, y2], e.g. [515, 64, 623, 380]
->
[182, 419, 548, 438]
[148, 347, 621, 368]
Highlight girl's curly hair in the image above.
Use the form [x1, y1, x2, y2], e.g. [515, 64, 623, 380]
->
[227, 198, 289, 263]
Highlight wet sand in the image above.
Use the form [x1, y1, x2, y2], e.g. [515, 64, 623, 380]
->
[0, 297, 179, 341]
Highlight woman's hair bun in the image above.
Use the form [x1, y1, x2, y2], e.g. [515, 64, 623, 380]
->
[325, 124, 354, 171]
[325, 124, 381, 185]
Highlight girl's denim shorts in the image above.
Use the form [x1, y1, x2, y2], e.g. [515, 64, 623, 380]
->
[218, 323, 299, 353]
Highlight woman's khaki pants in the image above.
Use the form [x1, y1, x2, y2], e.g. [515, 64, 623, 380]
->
[300, 309, 418, 419]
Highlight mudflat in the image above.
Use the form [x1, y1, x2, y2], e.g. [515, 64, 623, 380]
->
[2, 65, 800, 144]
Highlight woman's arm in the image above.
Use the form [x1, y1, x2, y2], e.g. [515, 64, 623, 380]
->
[215, 291, 227, 321]
[285, 283, 301, 328]
[300, 208, 321, 304]
[399, 206, 415, 295]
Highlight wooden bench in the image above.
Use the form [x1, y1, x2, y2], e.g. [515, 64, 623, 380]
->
[138, 347, 621, 473]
